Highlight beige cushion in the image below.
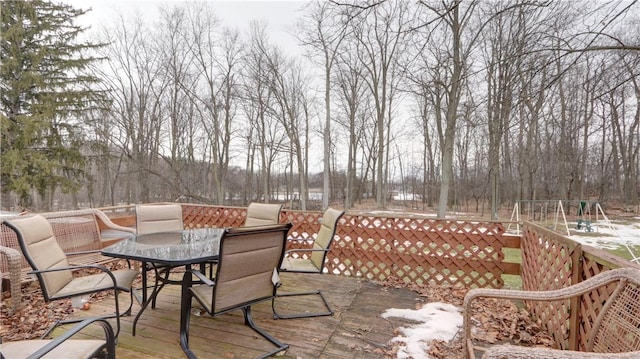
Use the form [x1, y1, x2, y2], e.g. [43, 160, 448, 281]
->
[136, 204, 183, 234]
[310, 208, 344, 269]
[4, 215, 73, 297]
[192, 224, 290, 313]
[281, 257, 320, 273]
[244, 203, 282, 227]
[53, 268, 138, 299]
[0, 339, 105, 359]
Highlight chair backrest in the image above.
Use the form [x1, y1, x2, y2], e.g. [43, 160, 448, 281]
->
[3, 215, 73, 300]
[244, 203, 283, 227]
[309, 208, 345, 270]
[590, 268, 640, 353]
[211, 223, 291, 313]
[136, 204, 184, 234]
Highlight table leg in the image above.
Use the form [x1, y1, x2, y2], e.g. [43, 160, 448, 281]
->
[180, 265, 197, 358]
[132, 265, 171, 336]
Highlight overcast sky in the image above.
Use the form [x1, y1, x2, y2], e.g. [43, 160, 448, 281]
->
[63, 0, 307, 52]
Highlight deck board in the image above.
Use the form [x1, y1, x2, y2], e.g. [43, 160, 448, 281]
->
[65, 272, 422, 358]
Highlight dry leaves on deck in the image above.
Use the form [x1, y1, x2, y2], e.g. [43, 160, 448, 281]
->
[379, 277, 555, 359]
[1, 282, 73, 342]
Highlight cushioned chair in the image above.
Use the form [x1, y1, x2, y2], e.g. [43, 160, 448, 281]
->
[180, 223, 292, 359]
[463, 267, 640, 359]
[135, 203, 184, 308]
[244, 203, 282, 227]
[136, 203, 184, 234]
[2, 215, 137, 338]
[273, 207, 345, 319]
[0, 317, 116, 359]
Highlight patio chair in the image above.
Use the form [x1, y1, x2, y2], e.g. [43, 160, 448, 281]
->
[244, 203, 283, 227]
[136, 203, 184, 234]
[1, 208, 136, 312]
[2, 214, 137, 338]
[0, 317, 116, 359]
[463, 267, 640, 359]
[180, 223, 292, 359]
[273, 207, 345, 319]
[135, 203, 184, 307]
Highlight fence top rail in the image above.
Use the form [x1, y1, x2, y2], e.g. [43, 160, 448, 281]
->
[582, 245, 640, 270]
[524, 221, 581, 251]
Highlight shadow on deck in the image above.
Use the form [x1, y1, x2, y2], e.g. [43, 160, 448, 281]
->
[76, 272, 423, 358]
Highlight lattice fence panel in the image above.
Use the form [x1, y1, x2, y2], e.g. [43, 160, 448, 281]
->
[325, 215, 508, 288]
[179, 205, 511, 288]
[182, 205, 246, 228]
[181, 205, 322, 240]
[521, 224, 576, 350]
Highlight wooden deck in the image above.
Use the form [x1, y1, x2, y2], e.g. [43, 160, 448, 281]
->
[73, 272, 422, 358]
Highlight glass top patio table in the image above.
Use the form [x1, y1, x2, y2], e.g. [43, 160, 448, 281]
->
[101, 227, 224, 266]
[101, 227, 224, 336]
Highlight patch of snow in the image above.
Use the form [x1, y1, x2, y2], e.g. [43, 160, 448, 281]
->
[382, 302, 462, 359]
[569, 220, 640, 249]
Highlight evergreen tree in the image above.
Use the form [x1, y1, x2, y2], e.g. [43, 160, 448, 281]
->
[0, 0, 104, 209]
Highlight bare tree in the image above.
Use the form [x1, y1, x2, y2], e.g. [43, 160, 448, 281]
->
[242, 22, 288, 202]
[266, 53, 312, 210]
[93, 13, 168, 203]
[185, 3, 242, 204]
[351, 0, 410, 209]
[296, 1, 350, 209]
[334, 42, 368, 209]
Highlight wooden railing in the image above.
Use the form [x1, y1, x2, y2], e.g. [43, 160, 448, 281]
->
[102, 203, 521, 289]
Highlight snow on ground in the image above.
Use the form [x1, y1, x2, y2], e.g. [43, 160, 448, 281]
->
[381, 302, 462, 359]
[569, 219, 640, 250]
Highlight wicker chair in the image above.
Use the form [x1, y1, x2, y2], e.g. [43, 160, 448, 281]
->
[244, 203, 282, 227]
[273, 207, 345, 319]
[180, 223, 292, 359]
[0, 318, 116, 359]
[0, 245, 22, 313]
[2, 214, 138, 338]
[463, 267, 640, 359]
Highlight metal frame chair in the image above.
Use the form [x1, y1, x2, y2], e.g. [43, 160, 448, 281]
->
[0, 318, 116, 359]
[244, 203, 283, 227]
[0, 208, 136, 312]
[135, 203, 184, 308]
[180, 223, 292, 359]
[2, 214, 137, 338]
[273, 208, 345, 319]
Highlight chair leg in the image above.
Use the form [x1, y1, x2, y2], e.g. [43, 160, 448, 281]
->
[180, 273, 198, 359]
[272, 290, 334, 319]
[242, 306, 289, 359]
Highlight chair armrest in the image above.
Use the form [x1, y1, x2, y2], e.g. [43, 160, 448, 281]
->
[464, 268, 631, 312]
[91, 209, 136, 234]
[0, 245, 23, 312]
[30, 263, 110, 275]
[463, 268, 638, 357]
[483, 344, 640, 359]
[191, 269, 215, 286]
[284, 248, 330, 255]
[29, 263, 121, 287]
[66, 249, 102, 256]
[27, 318, 115, 359]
